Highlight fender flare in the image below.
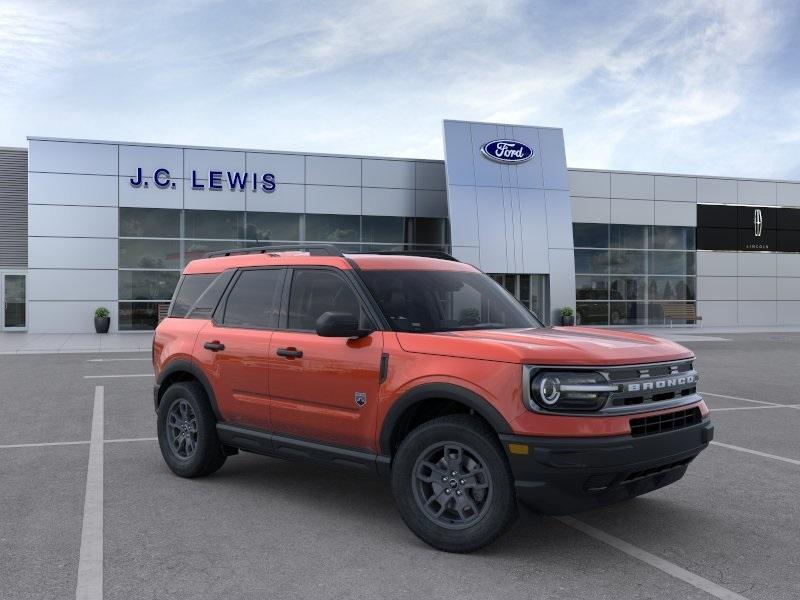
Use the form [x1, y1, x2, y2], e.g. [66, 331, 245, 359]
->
[156, 359, 222, 420]
[379, 383, 512, 455]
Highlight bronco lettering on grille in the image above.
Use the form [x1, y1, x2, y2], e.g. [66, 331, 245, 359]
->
[627, 374, 695, 393]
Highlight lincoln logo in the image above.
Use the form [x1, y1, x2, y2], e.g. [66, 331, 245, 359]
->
[754, 209, 763, 237]
[480, 140, 534, 163]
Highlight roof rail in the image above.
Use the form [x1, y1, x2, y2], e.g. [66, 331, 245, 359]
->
[365, 250, 460, 262]
[204, 243, 345, 258]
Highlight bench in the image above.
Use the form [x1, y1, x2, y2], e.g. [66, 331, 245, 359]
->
[157, 302, 170, 324]
[662, 303, 702, 327]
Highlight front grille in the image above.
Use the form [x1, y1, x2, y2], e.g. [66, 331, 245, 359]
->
[629, 407, 702, 437]
[620, 386, 697, 406]
[605, 359, 698, 410]
[607, 360, 694, 382]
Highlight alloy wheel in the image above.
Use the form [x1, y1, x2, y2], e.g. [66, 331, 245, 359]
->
[166, 398, 198, 459]
[412, 441, 493, 530]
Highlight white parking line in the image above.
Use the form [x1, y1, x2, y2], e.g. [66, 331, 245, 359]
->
[711, 404, 800, 412]
[0, 437, 156, 449]
[83, 374, 153, 379]
[710, 441, 800, 466]
[76, 386, 104, 600]
[557, 516, 751, 600]
[701, 391, 800, 411]
[0, 440, 90, 449]
[86, 358, 150, 362]
[700, 391, 779, 406]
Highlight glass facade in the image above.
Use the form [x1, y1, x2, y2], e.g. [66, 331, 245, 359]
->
[118, 208, 449, 330]
[573, 223, 696, 326]
[487, 274, 549, 323]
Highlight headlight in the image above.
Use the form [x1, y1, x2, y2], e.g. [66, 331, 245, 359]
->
[528, 371, 617, 412]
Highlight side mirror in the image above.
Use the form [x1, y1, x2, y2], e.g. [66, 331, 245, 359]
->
[315, 311, 373, 338]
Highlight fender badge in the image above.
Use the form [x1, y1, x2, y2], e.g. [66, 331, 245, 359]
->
[354, 392, 367, 407]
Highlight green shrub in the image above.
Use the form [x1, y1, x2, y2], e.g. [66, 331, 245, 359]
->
[94, 307, 109, 319]
[560, 306, 574, 317]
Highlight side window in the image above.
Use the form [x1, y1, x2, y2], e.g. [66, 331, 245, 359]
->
[171, 274, 217, 318]
[287, 269, 370, 331]
[222, 269, 283, 329]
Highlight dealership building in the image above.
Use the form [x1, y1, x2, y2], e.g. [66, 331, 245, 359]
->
[0, 119, 799, 333]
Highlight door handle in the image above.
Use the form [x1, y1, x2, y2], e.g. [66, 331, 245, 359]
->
[203, 341, 225, 352]
[276, 347, 303, 359]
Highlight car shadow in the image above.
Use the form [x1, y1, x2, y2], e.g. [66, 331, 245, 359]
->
[195, 451, 700, 557]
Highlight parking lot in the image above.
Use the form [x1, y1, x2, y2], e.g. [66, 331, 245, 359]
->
[1, 332, 799, 600]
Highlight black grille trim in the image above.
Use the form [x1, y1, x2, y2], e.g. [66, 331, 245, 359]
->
[622, 457, 694, 483]
[629, 407, 702, 437]
[606, 359, 697, 409]
[606, 360, 694, 382]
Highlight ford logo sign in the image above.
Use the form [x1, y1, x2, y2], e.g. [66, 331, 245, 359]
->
[480, 139, 534, 163]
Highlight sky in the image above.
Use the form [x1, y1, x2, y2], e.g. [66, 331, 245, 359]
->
[1, 0, 799, 179]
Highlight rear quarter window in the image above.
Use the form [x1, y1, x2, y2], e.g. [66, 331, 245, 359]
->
[170, 273, 221, 318]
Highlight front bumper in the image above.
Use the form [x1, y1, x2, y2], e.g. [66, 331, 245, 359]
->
[499, 418, 713, 515]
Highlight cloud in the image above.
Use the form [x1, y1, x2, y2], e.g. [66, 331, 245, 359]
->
[0, 1, 93, 98]
[0, 0, 797, 179]
[231, 0, 521, 86]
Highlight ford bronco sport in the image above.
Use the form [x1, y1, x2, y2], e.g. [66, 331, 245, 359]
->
[153, 244, 713, 553]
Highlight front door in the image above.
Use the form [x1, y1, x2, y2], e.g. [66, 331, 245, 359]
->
[268, 268, 383, 451]
[1, 273, 27, 330]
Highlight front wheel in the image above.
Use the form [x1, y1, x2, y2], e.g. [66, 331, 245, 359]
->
[391, 415, 518, 553]
[157, 381, 226, 478]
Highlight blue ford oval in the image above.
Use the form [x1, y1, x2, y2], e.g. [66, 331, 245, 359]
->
[481, 140, 534, 163]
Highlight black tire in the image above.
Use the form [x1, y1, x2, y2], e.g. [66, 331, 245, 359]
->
[157, 381, 226, 478]
[391, 414, 518, 553]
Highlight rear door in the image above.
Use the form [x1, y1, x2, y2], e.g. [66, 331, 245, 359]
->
[194, 267, 285, 430]
[268, 267, 384, 451]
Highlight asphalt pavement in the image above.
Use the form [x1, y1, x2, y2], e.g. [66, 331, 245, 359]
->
[1, 332, 798, 600]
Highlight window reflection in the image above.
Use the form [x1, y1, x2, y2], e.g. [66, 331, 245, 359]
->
[245, 212, 300, 242]
[184, 210, 245, 240]
[306, 214, 360, 242]
[573, 223, 609, 248]
[573, 223, 696, 325]
[120, 208, 180, 238]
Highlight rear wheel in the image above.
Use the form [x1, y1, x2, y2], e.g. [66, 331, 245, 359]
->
[391, 415, 517, 552]
[157, 381, 226, 478]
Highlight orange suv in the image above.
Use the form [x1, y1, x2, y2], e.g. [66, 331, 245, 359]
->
[152, 244, 712, 552]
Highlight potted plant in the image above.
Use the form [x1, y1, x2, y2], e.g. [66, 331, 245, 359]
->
[560, 306, 575, 326]
[94, 307, 110, 334]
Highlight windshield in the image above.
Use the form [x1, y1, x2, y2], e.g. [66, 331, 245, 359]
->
[360, 269, 543, 333]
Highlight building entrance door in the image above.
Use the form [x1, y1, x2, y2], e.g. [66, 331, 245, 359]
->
[1, 272, 27, 330]
[488, 274, 549, 324]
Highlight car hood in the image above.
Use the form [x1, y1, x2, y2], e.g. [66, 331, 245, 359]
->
[395, 326, 693, 366]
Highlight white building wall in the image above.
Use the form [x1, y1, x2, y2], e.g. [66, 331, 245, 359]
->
[569, 168, 800, 326]
[27, 138, 447, 333]
[21, 136, 800, 333]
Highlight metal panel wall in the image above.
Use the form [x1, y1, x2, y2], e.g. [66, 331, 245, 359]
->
[25, 137, 447, 333]
[443, 121, 575, 323]
[568, 168, 800, 325]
